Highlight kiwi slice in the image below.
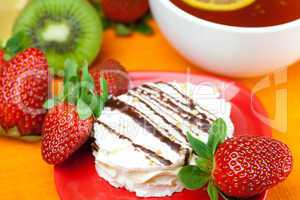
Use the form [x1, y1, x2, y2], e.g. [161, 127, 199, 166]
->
[13, 0, 102, 76]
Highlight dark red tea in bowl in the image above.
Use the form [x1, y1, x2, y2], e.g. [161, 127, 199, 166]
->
[171, 0, 300, 27]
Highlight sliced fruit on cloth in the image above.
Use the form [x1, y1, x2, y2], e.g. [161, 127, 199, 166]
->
[0, 32, 49, 142]
[42, 60, 109, 165]
[180, 0, 255, 11]
[178, 119, 293, 199]
[13, 0, 102, 77]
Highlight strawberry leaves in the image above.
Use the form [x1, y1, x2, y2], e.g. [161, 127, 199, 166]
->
[178, 118, 228, 200]
[3, 31, 30, 61]
[105, 14, 153, 37]
[90, 0, 153, 37]
[208, 118, 227, 154]
[178, 165, 210, 190]
[208, 181, 219, 200]
[187, 132, 212, 159]
[77, 98, 93, 119]
[44, 59, 109, 120]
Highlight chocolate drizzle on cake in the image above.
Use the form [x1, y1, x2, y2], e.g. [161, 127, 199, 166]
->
[106, 98, 182, 152]
[94, 82, 222, 168]
[128, 91, 188, 142]
[96, 121, 173, 166]
[91, 140, 100, 152]
[136, 83, 213, 132]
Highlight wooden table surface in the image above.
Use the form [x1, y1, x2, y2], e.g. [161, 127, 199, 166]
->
[0, 2, 299, 200]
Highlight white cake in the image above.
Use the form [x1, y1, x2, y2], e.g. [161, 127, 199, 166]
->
[93, 81, 234, 197]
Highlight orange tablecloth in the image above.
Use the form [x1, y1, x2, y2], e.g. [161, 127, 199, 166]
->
[0, 11, 299, 200]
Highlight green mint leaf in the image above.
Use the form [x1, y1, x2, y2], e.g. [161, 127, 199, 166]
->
[43, 98, 59, 109]
[100, 78, 109, 102]
[196, 157, 213, 173]
[178, 165, 209, 190]
[76, 98, 93, 120]
[207, 118, 227, 154]
[4, 31, 29, 60]
[187, 132, 212, 160]
[135, 21, 153, 35]
[115, 23, 132, 36]
[207, 181, 219, 200]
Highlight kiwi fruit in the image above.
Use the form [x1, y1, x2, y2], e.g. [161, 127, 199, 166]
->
[13, 0, 102, 77]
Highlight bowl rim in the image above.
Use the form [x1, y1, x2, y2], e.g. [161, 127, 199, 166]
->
[155, 0, 300, 33]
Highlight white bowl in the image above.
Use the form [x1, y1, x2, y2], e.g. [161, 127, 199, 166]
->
[149, 0, 300, 77]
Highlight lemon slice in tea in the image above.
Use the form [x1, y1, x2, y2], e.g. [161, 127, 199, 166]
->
[180, 0, 256, 11]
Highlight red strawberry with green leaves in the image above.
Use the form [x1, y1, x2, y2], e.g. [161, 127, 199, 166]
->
[98, 0, 153, 36]
[0, 32, 49, 141]
[178, 119, 293, 200]
[90, 59, 129, 96]
[42, 60, 108, 165]
[42, 103, 93, 164]
[100, 0, 149, 23]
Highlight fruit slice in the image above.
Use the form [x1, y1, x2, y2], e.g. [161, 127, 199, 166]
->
[180, 0, 255, 11]
[13, 0, 102, 76]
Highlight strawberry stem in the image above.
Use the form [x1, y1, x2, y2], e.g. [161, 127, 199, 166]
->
[44, 59, 109, 120]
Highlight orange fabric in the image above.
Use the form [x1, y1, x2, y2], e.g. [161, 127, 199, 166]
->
[0, 20, 299, 200]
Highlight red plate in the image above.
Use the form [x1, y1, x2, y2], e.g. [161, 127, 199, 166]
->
[54, 72, 271, 200]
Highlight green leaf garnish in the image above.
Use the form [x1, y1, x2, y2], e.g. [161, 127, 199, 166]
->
[207, 118, 227, 154]
[207, 181, 219, 200]
[76, 98, 93, 120]
[178, 166, 209, 190]
[187, 132, 212, 160]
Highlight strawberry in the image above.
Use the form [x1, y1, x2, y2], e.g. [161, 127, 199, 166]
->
[178, 119, 293, 200]
[41, 60, 109, 165]
[213, 136, 293, 198]
[41, 103, 93, 165]
[0, 46, 49, 139]
[100, 0, 149, 23]
[90, 59, 129, 96]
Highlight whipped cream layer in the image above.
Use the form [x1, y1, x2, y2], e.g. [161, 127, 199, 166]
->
[93, 81, 234, 197]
